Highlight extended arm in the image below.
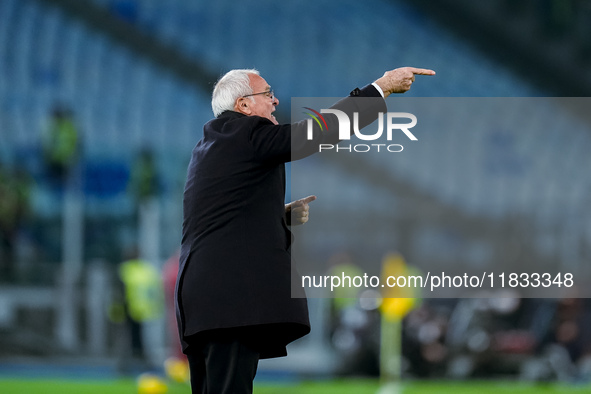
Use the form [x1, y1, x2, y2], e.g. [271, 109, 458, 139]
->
[250, 66, 436, 162]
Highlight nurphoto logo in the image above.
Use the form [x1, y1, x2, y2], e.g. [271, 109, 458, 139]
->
[304, 108, 418, 153]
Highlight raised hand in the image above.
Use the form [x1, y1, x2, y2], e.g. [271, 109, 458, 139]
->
[375, 67, 436, 97]
[286, 195, 317, 225]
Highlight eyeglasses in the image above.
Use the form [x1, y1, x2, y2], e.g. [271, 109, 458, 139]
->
[242, 89, 275, 100]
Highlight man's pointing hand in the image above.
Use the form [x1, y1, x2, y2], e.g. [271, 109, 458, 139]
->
[375, 67, 436, 97]
[286, 195, 317, 226]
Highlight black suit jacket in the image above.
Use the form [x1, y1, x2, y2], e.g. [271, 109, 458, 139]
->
[177, 84, 386, 358]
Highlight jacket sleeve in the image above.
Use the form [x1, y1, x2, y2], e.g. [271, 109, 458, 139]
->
[248, 84, 387, 164]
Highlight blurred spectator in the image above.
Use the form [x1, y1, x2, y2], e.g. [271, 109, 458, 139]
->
[327, 252, 380, 376]
[41, 105, 80, 185]
[549, 298, 591, 379]
[403, 301, 452, 377]
[128, 148, 160, 204]
[327, 252, 363, 327]
[442, 295, 559, 379]
[109, 250, 164, 373]
[0, 164, 32, 282]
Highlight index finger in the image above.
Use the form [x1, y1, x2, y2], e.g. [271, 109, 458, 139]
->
[300, 195, 317, 205]
[407, 67, 436, 76]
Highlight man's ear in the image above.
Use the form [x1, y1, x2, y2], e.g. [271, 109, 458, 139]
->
[234, 97, 252, 116]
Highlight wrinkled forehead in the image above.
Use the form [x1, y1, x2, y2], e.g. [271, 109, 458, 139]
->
[248, 74, 271, 91]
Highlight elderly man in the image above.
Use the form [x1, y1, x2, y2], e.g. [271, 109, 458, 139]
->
[177, 66, 434, 393]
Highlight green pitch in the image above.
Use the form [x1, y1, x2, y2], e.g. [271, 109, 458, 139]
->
[0, 378, 590, 393]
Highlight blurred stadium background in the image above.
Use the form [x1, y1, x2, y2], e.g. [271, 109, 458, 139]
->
[1, 0, 591, 392]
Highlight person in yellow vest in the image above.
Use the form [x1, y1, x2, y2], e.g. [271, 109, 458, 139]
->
[111, 252, 164, 372]
[379, 252, 422, 393]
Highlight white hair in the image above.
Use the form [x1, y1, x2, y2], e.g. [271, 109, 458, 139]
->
[211, 69, 260, 117]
